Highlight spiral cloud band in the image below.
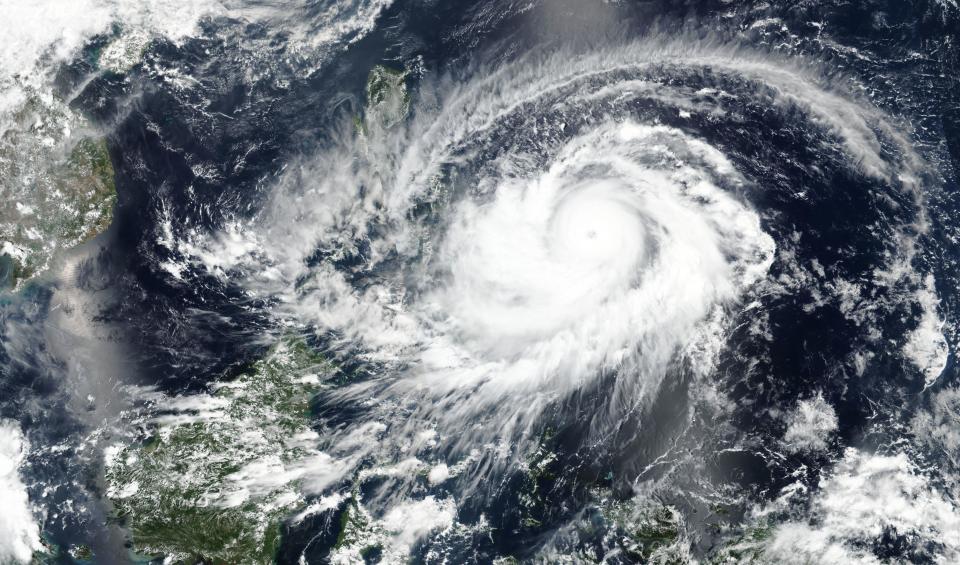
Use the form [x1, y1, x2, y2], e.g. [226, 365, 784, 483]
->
[6, 0, 957, 559]
[172, 39, 930, 544]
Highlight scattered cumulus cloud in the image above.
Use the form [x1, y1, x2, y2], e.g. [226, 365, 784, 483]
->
[782, 392, 838, 453]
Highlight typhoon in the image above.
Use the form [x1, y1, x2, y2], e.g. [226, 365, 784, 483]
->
[1, 1, 960, 564]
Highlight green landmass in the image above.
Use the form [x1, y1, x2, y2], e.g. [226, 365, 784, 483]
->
[517, 428, 560, 530]
[707, 520, 775, 564]
[511, 428, 692, 563]
[67, 544, 94, 562]
[0, 90, 116, 289]
[332, 497, 384, 562]
[105, 337, 331, 564]
[602, 503, 683, 563]
[358, 64, 410, 136]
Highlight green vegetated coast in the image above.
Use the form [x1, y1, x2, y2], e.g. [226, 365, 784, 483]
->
[0, 28, 147, 291]
[102, 62, 414, 565]
[105, 337, 330, 564]
[0, 95, 116, 289]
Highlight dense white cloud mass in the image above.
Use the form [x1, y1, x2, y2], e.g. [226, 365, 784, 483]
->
[122, 28, 947, 561]
[155, 35, 930, 505]
[0, 420, 40, 565]
[764, 448, 960, 564]
[412, 122, 775, 398]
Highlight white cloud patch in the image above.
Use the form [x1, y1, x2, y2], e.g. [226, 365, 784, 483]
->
[904, 274, 949, 389]
[428, 463, 450, 485]
[381, 497, 457, 554]
[330, 496, 457, 564]
[763, 448, 960, 564]
[0, 420, 41, 564]
[782, 393, 838, 453]
[912, 387, 960, 470]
